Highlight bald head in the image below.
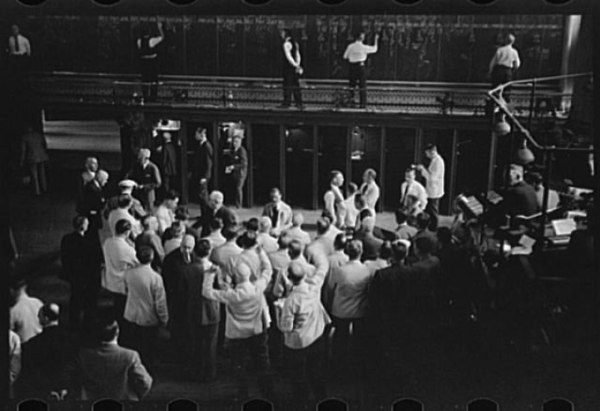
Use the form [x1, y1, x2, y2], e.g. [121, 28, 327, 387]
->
[292, 212, 304, 227]
[361, 216, 375, 233]
[287, 260, 306, 285]
[259, 216, 272, 233]
[235, 262, 252, 284]
[209, 191, 224, 209]
[95, 169, 109, 186]
[39, 303, 60, 326]
[180, 234, 196, 256]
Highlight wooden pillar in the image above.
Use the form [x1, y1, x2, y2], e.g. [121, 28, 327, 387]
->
[279, 124, 287, 199]
[448, 129, 459, 214]
[211, 121, 220, 189]
[179, 120, 189, 204]
[379, 126, 387, 212]
[414, 128, 423, 163]
[312, 125, 319, 210]
[345, 125, 352, 194]
[246, 123, 254, 207]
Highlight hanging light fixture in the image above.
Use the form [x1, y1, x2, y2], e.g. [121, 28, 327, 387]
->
[515, 138, 535, 165]
[493, 113, 511, 136]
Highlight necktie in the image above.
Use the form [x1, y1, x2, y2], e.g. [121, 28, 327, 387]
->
[403, 183, 411, 206]
[14, 36, 20, 53]
[272, 205, 279, 228]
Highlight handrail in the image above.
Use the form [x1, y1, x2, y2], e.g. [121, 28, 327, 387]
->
[487, 72, 593, 154]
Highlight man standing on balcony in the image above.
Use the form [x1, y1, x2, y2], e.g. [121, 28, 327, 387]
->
[7, 24, 31, 81]
[488, 33, 520, 102]
[343, 32, 379, 108]
[137, 22, 164, 102]
[280, 29, 303, 109]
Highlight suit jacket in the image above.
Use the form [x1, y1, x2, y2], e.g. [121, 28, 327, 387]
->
[162, 249, 198, 305]
[19, 325, 75, 397]
[504, 181, 540, 217]
[21, 130, 49, 164]
[79, 181, 105, 231]
[176, 262, 221, 328]
[201, 205, 238, 238]
[60, 231, 99, 283]
[355, 230, 384, 261]
[262, 201, 293, 233]
[193, 140, 213, 181]
[76, 342, 152, 401]
[231, 146, 248, 180]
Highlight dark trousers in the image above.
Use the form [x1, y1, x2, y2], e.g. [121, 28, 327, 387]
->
[233, 175, 246, 209]
[186, 323, 219, 381]
[228, 332, 273, 399]
[122, 321, 158, 371]
[28, 162, 47, 195]
[105, 290, 127, 323]
[349, 63, 367, 107]
[426, 197, 441, 230]
[331, 316, 367, 371]
[140, 58, 158, 101]
[284, 335, 327, 401]
[491, 65, 514, 102]
[282, 70, 302, 106]
[69, 276, 100, 330]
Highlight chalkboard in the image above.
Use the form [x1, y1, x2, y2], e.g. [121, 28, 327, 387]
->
[2, 14, 565, 81]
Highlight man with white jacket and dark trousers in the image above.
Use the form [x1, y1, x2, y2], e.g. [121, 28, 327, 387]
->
[202, 254, 274, 399]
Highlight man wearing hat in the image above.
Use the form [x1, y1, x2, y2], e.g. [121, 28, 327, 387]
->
[104, 179, 146, 220]
[127, 148, 162, 211]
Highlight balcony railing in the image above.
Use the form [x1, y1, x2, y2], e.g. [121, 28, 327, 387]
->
[29, 71, 574, 119]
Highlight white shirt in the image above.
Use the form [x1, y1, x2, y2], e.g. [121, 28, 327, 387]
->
[277, 282, 331, 349]
[364, 258, 390, 276]
[344, 194, 359, 228]
[400, 180, 428, 211]
[10, 294, 43, 343]
[124, 264, 169, 327]
[360, 181, 380, 211]
[108, 208, 141, 238]
[203, 231, 226, 249]
[490, 44, 521, 71]
[102, 236, 139, 295]
[137, 36, 163, 58]
[8, 34, 31, 56]
[154, 205, 174, 234]
[343, 41, 378, 63]
[420, 153, 445, 199]
[283, 39, 301, 68]
[257, 232, 279, 254]
[202, 269, 272, 339]
[9, 330, 21, 385]
[286, 226, 311, 248]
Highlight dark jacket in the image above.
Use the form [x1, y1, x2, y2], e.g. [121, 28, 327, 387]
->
[60, 231, 99, 282]
[231, 146, 248, 181]
[355, 230, 384, 261]
[78, 181, 105, 231]
[75, 342, 152, 401]
[193, 140, 213, 182]
[176, 262, 220, 327]
[505, 181, 540, 217]
[19, 325, 75, 397]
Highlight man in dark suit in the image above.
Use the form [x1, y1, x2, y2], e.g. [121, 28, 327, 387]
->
[60, 216, 101, 329]
[201, 190, 238, 238]
[162, 234, 198, 357]
[73, 319, 152, 401]
[225, 131, 248, 209]
[19, 304, 75, 401]
[191, 127, 213, 209]
[354, 216, 383, 261]
[78, 169, 109, 259]
[504, 163, 540, 219]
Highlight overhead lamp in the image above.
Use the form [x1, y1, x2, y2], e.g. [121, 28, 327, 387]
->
[493, 114, 511, 136]
[514, 139, 535, 165]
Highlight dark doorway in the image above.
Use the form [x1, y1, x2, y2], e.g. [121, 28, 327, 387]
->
[216, 121, 248, 207]
[285, 125, 314, 209]
[251, 124, 281, 206]
[350, 126, 382, 200]
[384, 128, 416, 210]
[317, 126, 348, 209]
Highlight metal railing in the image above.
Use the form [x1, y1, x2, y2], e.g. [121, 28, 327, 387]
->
[486, 72, 594, 247]
[30, 71, 572, 118]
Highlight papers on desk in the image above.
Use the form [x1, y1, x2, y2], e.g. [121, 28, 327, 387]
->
[510, 234, 536, 256]
[551, 218, 577, 237]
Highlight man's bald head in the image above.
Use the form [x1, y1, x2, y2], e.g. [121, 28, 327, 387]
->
[259, 216, 272, 233]
[292, 212, 304, 227]
[361, 216, 375, 233]
[235, 262, 252, 283]
[287, 260, 306, 285]
[180, 234, 196, 255]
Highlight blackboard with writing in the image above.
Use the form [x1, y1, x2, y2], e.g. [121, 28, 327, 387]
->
[4, 14, 565, 81]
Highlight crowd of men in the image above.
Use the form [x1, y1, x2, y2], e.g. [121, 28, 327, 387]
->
[8, 136, 473, 402]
